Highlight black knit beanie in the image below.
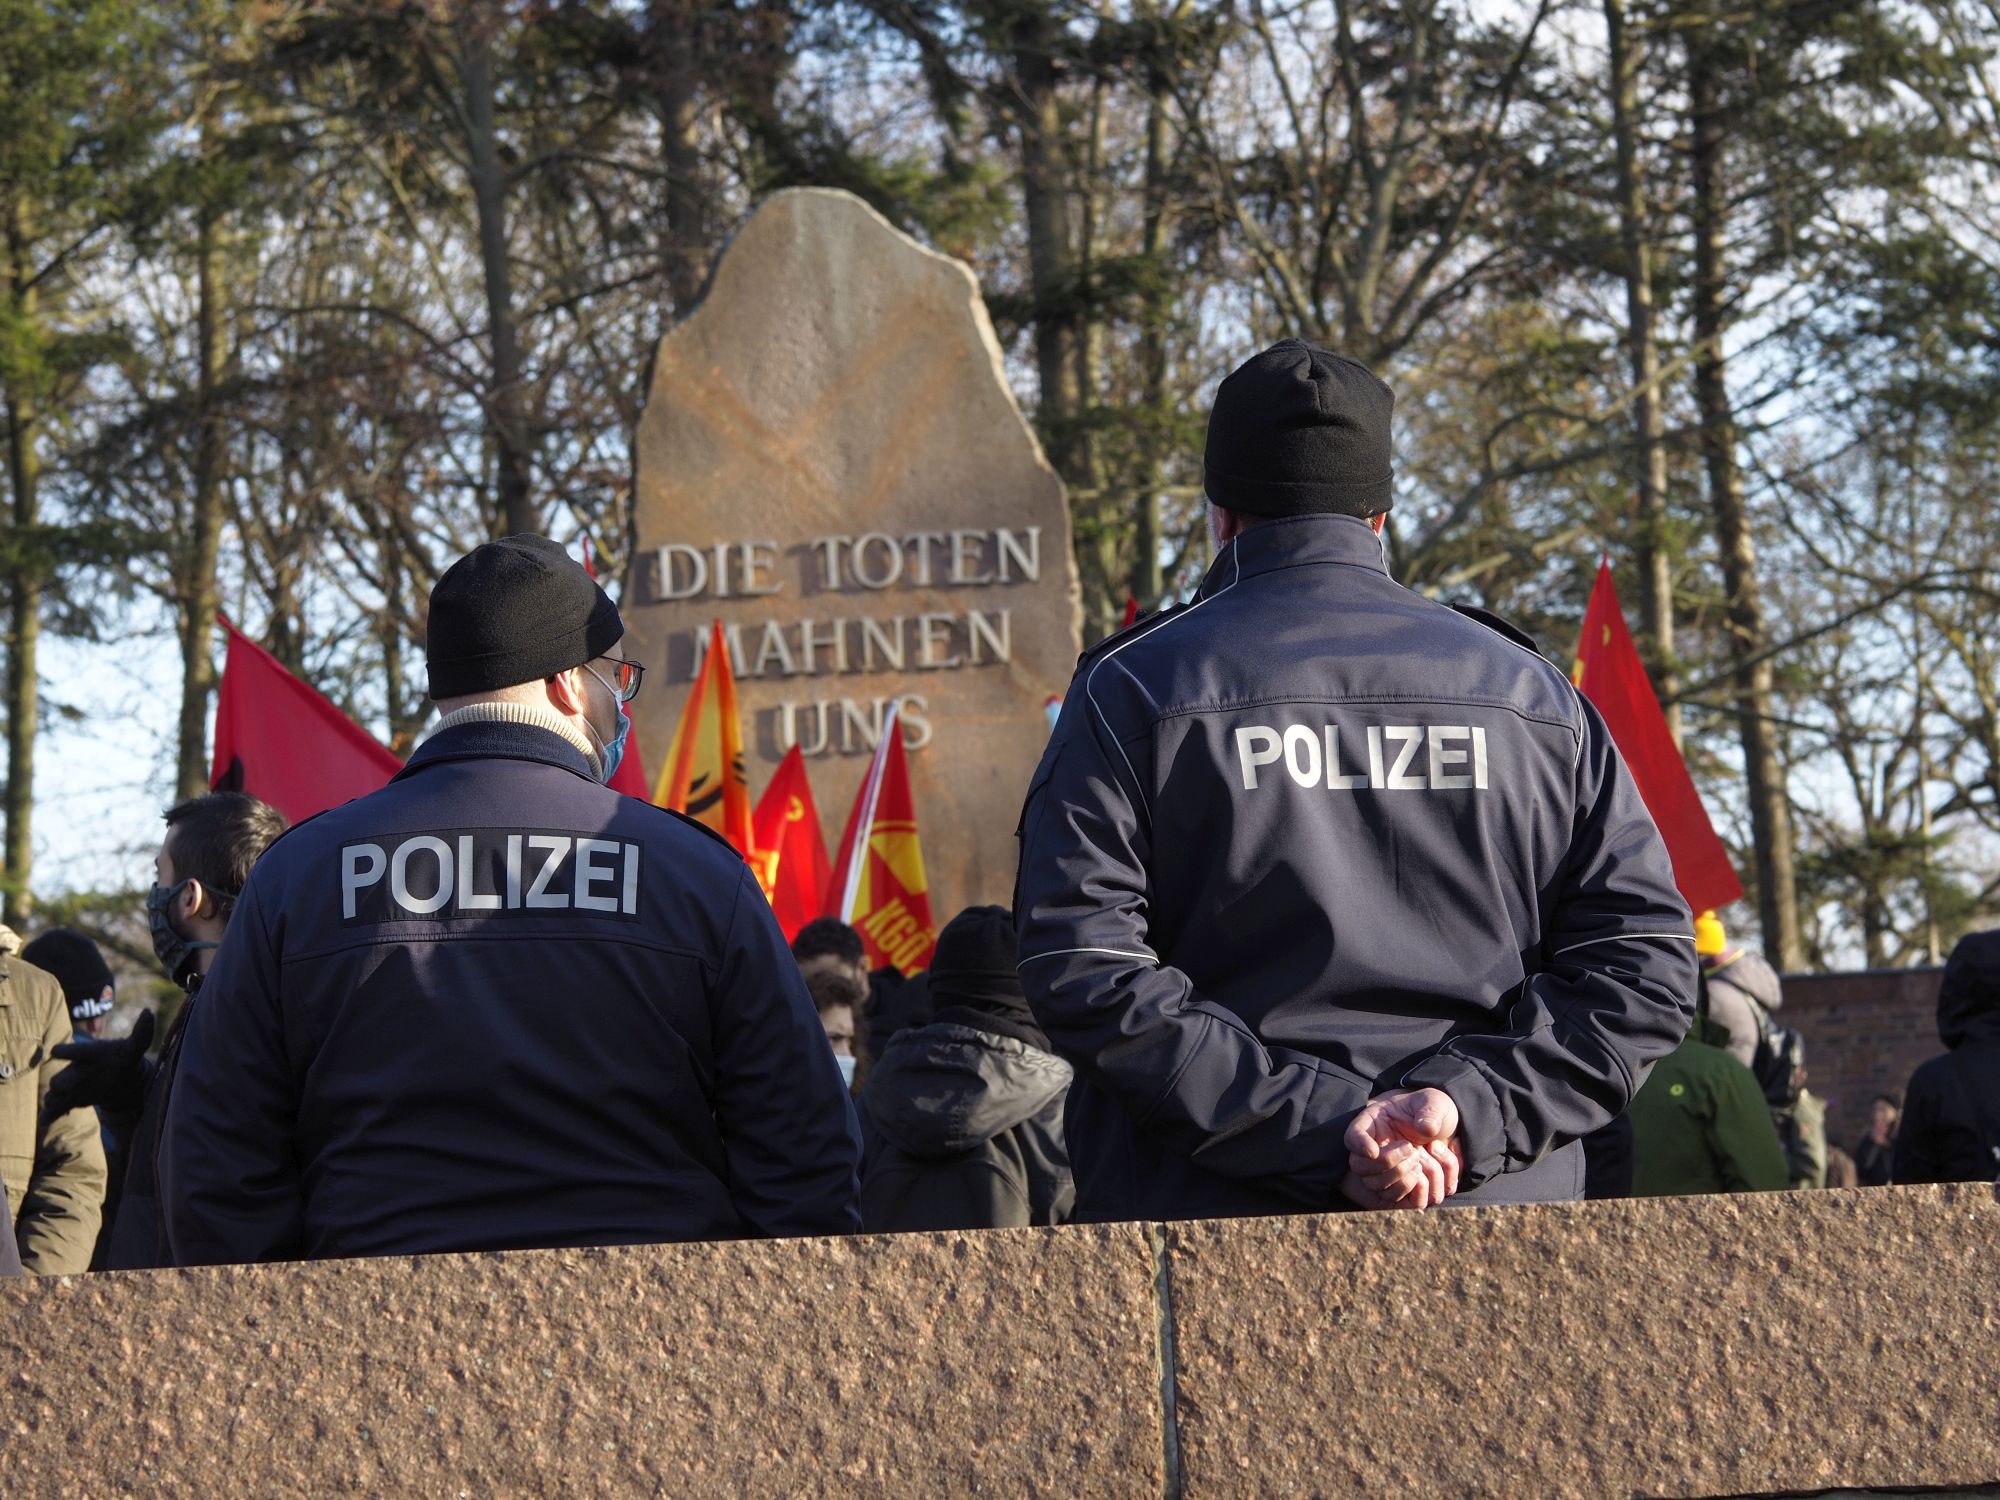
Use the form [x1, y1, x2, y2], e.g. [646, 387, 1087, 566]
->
[1203, 339, 1395, 517]
[426, 534, 624, 699]
[21, 929, 115, 1022]
[928, 905, 1050, 1052]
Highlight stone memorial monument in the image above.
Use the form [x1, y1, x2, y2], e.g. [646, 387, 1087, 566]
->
[626, 188, 1082, 926]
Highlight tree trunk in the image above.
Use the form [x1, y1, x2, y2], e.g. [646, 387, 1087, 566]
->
[1687, 32, 1803, 968]
[1013, 20, 1078, 479]
[1604, 0, 1678, 743]
[176, 179, 228, 801]
[1129, 65, 1173, 609]
[462, 16, 537, 538]
[3, 206, 38, 926]
[652, 0, 709, 317]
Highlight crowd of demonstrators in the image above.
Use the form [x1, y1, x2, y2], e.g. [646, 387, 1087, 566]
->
[7, 337, 2000, 1278]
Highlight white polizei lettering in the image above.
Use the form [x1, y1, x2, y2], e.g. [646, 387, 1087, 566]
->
[506, 833, 524, 906]
[525, 835, 571, 909]
[1384, 726, 1428, 789]
[1283, 724, 1322, 788]
[1428, 727, 1473, 789]
[1235, 727, 1282, 789]
[342, 843, 387, 919]
[621, 843, 640, 915]
[390, 834, 453, 914]
[457, 835, 502, 910]
[1473, 727, 1490, 789]
[1366, 726, 1387, 789]
[1323, 727, 1366, 789]
[574, 839, 623, 912]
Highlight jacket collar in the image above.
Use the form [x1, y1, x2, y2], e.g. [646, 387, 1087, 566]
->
[397, 719, 601, 786]
[1197, 513, 1390, 600]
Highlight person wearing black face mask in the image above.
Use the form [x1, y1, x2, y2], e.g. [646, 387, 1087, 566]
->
[161, 533, 860, 1267]
[41, 791, 285, 1269]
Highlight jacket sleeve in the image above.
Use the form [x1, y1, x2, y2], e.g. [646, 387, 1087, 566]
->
[160, 878, 305, 1264]
[1709, 1063, 1790, 1193]
[1403, 696, 1697, 1188]
[1015, 666, 1375, 1209]
[708, 864, 862, 1236]
[17, 987, 106, 1275]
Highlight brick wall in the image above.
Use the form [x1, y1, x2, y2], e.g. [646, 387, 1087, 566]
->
[1779, 966, 1944, 1153]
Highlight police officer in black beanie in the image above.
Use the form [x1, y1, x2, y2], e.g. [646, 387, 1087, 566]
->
[1016, 340, 1696, 1222]
[163, 534, 861, 1264]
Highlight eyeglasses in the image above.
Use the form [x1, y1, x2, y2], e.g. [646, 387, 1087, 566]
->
[595, 656, 646, 703]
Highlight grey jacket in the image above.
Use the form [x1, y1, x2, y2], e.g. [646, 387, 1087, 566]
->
[858, 1023, 1074, 1232]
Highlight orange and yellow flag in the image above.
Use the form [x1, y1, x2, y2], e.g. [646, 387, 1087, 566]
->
[824, 701, 936, 974]
[656, 620, 757, 861]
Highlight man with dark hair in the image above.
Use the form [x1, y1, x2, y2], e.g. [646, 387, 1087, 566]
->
[42, 791, 288, 1268]
[793, 916, 931, 1064]
[1016, 339, 1696, 1220]
[20, 931, 115, 1039]
[806, 968, 866, 1093]
[163, 534, 859, 1264]
[1894, 930, 2000, 1185]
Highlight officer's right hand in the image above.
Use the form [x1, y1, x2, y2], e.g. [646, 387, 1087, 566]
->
[40, 1009, 157, 1127]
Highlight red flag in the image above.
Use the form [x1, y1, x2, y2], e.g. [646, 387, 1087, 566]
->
[657, 621, 757, 859]
[211, 618, 403, 824]
[1122, 594, 1140, 627]
[752, 746, 830, 941]
[1572, 560, 1743, 913]
[825, 702, 936, 973]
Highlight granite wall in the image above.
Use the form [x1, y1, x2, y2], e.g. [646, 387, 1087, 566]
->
[2, 1185, 1995, 1499]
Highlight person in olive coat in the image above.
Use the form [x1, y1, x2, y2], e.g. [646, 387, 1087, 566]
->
[1629, 975, 1789, 1197]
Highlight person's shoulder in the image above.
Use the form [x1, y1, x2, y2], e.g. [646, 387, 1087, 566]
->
[1072, 599, 1198, 679]
[0, 954, 66, 1018]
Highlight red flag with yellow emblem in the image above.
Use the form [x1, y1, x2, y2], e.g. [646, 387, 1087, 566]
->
[656, 620, 757, 861]
[825, 701, 936, 973]
[1573, 559, 1742, 914]
[752, 746, 830, 941]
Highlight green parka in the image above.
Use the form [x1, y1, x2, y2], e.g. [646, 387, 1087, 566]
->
[1629, 1017, 1788, 1197]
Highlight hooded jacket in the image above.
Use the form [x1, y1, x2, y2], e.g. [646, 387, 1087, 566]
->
[858, 1023, 1074, 1232]
[1703, 949, 1783, 1071]
[1894, 929, 2000, 1184]
[0, 956, 105, 1274]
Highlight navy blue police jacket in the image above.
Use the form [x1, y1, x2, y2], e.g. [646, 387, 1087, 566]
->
[1014, 514, 1697, 1218]
[161, 718, 862, 1264]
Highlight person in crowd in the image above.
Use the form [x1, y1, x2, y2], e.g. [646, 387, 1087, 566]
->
[21, 930, 115, 1040]
[857, 906, 1073, 1232]
[162, 534, 860, 1264]
[1015, 339, 1696, 1220]
[1628, 975, 1789, 1196]
[25, 927, 127, 1264]
[1698, 912, 1825, 1186]
[1852, 1090, 1900, 1187]
[0, 941, 106, 1274]
[793, 917, 930, 1065]
[42, 791, 286, 1269]
[807, 968, 866, 1093]
[1893, 929, 2000, 1185]
[1824, 1146, 1860, 1189]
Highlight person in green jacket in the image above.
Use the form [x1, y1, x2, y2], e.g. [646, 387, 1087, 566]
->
[1629, 973, 1789, 1197]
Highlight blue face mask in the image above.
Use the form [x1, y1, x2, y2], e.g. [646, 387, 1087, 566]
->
[835, 1053, 858, 1090]
[583, 665, 632, 785]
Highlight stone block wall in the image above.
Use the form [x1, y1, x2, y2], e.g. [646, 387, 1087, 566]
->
[3, 1186, 1997, 1498]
